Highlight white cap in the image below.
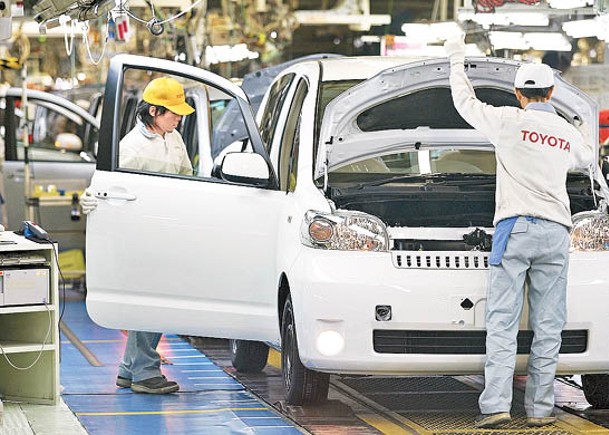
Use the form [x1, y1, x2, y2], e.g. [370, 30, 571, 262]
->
[514, 63, 555, 89]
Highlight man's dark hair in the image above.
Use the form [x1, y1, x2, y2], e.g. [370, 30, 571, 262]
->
[136, 101, 168, 128]
[516, 86, 553, 100]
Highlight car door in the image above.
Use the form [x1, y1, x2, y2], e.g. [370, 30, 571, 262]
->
[1, 88, 100, 251]
[86, 55, 284, 342]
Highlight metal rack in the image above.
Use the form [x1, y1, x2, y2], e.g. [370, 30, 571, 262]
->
[0, 232, 59, 405]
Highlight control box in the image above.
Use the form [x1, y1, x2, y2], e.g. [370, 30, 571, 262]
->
[0, 267, 50, 306]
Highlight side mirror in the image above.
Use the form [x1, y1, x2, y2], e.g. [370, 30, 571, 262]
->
[55, 133, 83, 152]
[220, 152, 270, 186]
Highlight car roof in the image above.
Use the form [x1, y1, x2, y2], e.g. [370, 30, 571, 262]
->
[317, 56, 431, 82]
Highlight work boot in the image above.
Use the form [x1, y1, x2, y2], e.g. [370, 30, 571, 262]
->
[474, 412, 511, 428]
[527, 416, 557, 427]
[116, 376, 132, 388]
[117, 374, 168, 389]
[131, 376, 179, 394]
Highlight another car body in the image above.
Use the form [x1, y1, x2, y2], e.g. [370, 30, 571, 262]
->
[0, 87, 100, 250]
[86, 54, 609, 405]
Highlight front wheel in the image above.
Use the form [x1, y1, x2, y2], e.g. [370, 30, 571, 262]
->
[281, 295, 329, 405]
[229, 339, 269, 373]
[582, 374, 609, 408]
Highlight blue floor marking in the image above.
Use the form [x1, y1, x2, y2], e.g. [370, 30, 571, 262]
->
[60, 295, 301, 434]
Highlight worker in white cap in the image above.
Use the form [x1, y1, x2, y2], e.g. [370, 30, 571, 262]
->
[80, 77, 194, 394]
[445, 34, 594, 429]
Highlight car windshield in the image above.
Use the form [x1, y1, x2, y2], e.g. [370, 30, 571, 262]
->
[330, 149, 496, 182]
[329, 147, 591, 189]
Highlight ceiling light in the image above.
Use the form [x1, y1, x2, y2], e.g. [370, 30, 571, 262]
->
[458, 11, 549, 28]
[489, 31, 572, 51]
[563, 16, 609, 39]
[489, 31, 529, 50]
[381, 35, 485, 57]
[401, 21, 462, 43]
[205, 44, 260, 65]
[548, 0, 593, 8]
[524, 32, 572, 51]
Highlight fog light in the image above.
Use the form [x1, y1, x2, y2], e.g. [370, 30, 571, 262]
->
[316, 330, 344, 356]
[376, 305, 392, 321]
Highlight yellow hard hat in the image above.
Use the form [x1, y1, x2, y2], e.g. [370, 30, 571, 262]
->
[142, 77, 195, 116]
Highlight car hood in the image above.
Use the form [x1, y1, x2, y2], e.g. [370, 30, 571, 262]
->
[315, 57, 599, 180]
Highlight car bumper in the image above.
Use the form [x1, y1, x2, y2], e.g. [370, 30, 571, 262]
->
[289, 249, 609, 376]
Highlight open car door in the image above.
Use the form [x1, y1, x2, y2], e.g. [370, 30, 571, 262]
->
[86, 55, 283, 342]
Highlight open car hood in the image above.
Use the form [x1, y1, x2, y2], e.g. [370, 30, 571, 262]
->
[315, 57, 600, 182]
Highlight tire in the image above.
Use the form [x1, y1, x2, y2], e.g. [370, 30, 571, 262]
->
[229, 339, 269, 373]
[582, 374, 609, 408]
[281, 295, 329, 405]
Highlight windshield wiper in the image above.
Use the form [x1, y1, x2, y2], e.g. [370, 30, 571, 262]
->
[355, 173, 495, 190]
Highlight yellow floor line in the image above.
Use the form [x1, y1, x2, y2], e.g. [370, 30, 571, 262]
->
[268, 348, 281, 369]
[357, 414, 418, 434]
[76, 407, 268, 417]
[556, 413, 609, 434]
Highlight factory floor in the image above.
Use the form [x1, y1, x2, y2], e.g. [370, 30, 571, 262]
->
[3, 288, 609, 435]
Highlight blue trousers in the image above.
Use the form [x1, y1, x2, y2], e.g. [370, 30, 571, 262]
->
[479, 217, 569, 418]
[117, 331, 162, 382]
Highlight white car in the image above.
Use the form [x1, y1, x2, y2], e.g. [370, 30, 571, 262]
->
[86, 54, 609, 407]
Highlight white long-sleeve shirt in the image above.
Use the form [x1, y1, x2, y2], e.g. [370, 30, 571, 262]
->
[449, 61, 593, 228]
[119, 120, 193, 176]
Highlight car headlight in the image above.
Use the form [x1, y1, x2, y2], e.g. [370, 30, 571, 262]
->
[570, 211, 609, 252]
[301, 210, 389, 252]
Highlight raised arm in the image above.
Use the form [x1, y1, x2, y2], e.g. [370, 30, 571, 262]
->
[445, 33, 509, 145]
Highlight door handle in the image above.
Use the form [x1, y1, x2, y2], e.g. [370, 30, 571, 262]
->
[95, 191, 137, 201]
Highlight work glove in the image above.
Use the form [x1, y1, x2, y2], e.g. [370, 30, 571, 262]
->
[444, 32, 466, 65]
[79, 188, 98, 215]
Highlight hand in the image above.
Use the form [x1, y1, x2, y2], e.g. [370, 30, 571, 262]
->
[80, 188, 99, 215]
[444, 32, 466, 64]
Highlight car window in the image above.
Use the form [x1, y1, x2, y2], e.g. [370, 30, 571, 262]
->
[278, 79, 308, 192]
[117, 68, 246, 180]
[9, 98, 99, 163]
[259, 73, 295, 153]
[84, 93, 103, 155]
[181, 95, 200, 163]
[313, 80, 362, 159]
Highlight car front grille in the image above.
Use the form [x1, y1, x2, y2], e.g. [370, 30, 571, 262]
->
[373, 329, 588, 354]
[392, 252, 490, 270]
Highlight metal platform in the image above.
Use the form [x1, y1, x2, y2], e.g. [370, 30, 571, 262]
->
[193, 338, 609, 435]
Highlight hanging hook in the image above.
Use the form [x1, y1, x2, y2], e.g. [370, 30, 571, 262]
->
[146, 17, 164, 35]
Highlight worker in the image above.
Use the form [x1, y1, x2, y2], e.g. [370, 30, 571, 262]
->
[444, 34, 593, 429]
[80, 76, 194, 394]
